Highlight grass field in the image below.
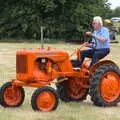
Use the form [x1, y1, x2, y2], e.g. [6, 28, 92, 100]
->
[0, 42, 120, 120]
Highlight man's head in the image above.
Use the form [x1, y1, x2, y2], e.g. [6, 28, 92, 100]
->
[92, 16, 103, 30]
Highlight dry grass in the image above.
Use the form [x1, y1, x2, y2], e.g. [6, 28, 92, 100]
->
[116, 35, 120, 40]
[0, 42, 120, 120]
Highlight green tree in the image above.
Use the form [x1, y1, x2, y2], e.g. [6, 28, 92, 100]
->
[108, 7, 120, 18]
[0, 0, 111, 41]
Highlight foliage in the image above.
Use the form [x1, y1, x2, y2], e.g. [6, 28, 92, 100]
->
[108, 7, 120, 18]
[0, 0, 110, 41]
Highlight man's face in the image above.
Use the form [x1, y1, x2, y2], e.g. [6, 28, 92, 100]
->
[92, 21, 101, 30]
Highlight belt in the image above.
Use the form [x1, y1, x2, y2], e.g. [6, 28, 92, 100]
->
[96, 48, 110, 51]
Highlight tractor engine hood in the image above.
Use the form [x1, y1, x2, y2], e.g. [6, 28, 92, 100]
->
[16, 47, 69, 82]
[16, 47, 69, 62]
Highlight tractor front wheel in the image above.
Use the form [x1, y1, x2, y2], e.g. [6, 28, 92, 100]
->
[0, 82, 25, 107]
[31, 86, 59, 112]
[90, 64, 120, 106]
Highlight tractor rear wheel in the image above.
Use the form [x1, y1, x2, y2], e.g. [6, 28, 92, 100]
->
[31, 86, 59, 112]
[0, 82, 25, 107]
[57, 77, 89, 102]
[90, 64, 120, 106]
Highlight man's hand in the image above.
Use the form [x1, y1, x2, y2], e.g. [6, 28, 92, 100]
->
[86, 32, 93, 37]
[83, 42, 93, 47]
[83, 42, 89, 46]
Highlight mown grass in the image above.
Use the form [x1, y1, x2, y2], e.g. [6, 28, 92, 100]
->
[0, 42, 120, 120]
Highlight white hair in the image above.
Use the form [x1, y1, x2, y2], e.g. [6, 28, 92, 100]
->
[93, 16, 103, 26]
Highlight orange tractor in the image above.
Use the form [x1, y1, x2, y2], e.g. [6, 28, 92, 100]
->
[0, 44, 120, 112]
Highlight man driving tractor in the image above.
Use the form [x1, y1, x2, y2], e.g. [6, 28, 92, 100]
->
[80, 16, 110, 66]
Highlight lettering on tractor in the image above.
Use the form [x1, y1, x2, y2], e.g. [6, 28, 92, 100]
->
[0, 44, 120, 112]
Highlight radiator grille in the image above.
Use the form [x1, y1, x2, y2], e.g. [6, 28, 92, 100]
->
[16, 54, 28, 73]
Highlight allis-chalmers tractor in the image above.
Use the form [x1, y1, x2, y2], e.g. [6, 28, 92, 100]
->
[0, 44, 120, 112]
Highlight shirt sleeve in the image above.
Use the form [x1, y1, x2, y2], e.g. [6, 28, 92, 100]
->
[100, 28, 110, 41]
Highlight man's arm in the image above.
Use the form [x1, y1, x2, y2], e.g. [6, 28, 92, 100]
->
[86, 29, 109, 43]
[92, 34, 105, 43]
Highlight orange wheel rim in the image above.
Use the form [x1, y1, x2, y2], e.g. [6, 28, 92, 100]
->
[100, 72, 120, 102]
[67, 77, 88, 99]
[36, 91, 56, 112]
[4, 87, 22, 106]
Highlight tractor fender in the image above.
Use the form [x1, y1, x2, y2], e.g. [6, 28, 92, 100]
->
[89, 60, 118, 73]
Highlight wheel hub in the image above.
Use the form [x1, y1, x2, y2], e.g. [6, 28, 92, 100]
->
[4, 87, 22, 106]
[36, 91, 56, 112]
[66, 77, 88, 99]
[100, 72, 120, 102]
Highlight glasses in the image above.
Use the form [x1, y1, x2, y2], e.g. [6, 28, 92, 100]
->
[92, 22, 96, 25]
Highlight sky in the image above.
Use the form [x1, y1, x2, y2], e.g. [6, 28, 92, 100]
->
[109, 0, 120, 9]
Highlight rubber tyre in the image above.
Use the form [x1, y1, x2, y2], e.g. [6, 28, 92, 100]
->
[57, 81, 70, 102]
[57, 81, 88, 102]
[0, 82, 25, 107]
[90, 64, 120, 106]
[31, 86, 59, 112]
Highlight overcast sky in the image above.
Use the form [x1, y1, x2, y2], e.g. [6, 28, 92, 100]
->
[109, 0, 120, 9]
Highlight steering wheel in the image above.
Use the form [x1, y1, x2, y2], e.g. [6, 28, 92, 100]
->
[88, 37, 97, 48]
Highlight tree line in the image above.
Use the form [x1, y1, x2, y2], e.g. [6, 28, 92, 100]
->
[0, 0, 111, 41]
[108, 7, 120, 18]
